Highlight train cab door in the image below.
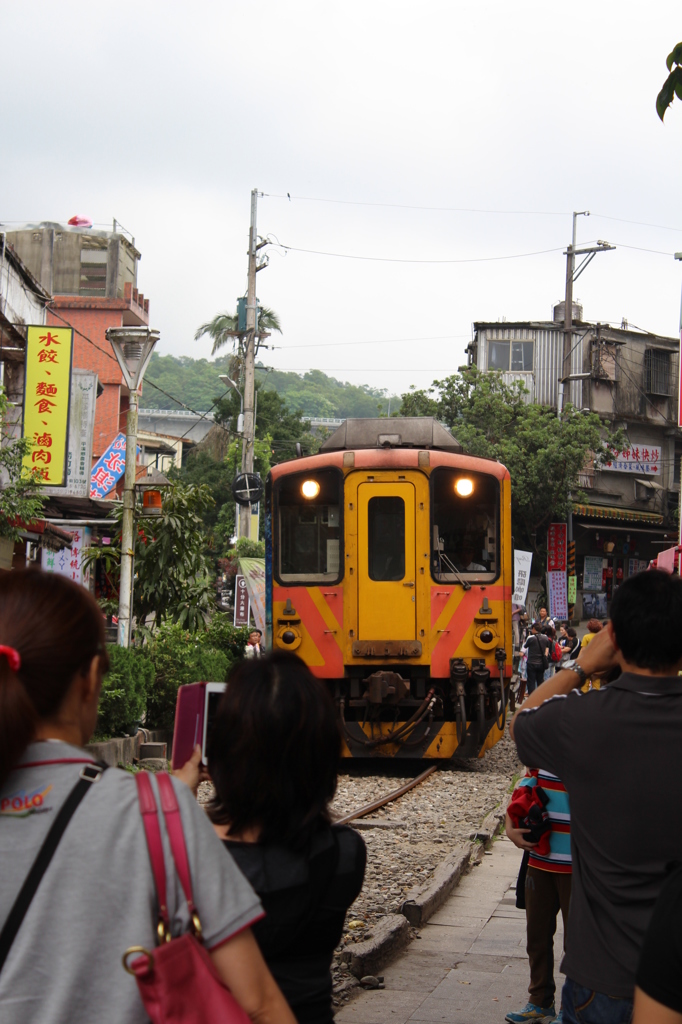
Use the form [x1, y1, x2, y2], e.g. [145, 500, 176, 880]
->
[357, 482, 416, 640]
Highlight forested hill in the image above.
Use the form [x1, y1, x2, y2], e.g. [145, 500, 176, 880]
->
[142, 353, 401, 418]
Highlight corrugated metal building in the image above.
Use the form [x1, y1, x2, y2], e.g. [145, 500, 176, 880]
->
[468, 303, 681, 617]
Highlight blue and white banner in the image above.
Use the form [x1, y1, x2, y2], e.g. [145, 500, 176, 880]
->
[90, 433, 138, 499]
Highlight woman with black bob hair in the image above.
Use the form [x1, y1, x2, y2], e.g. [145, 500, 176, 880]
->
[206, 651, 367, 1024]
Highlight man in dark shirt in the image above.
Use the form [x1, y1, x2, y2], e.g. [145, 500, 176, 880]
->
[509, 570, 682, 1024]
[522, 622, 550, 694]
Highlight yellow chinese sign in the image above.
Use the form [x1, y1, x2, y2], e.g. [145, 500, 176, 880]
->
[22, 326, 74, 486]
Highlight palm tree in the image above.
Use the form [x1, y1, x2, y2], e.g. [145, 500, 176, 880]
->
[194, 306, 282, 356]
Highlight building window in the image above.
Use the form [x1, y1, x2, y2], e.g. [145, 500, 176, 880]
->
[80, 248, 108, 296]
[644, 349, 672, 396]
[488, 339, 533, 372]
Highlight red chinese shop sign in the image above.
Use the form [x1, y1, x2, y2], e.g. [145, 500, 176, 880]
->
[21, 327, 74, 486]
[547, 522, 567, 573]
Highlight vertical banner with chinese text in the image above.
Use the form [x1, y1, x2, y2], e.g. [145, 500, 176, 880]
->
[234, 575, 250, 627]
[547, 571, 569, 619]
[547, 523, 567, 572]
[22, 326, 74, 486]
[43, 371, 98, 497]
[512, 550, 533, 606]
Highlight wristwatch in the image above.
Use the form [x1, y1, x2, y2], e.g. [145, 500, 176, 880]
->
[563, 659, 587, 685]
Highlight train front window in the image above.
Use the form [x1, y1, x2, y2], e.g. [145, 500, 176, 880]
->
[430, 468, 499, 582]
[277, 469, 343, 583]
[368, 496, 405, 581]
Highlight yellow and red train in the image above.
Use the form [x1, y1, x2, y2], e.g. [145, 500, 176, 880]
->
[265, 418, 512, 759]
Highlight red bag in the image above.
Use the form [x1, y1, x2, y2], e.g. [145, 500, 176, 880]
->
[550, 640, 562, 663]
[123, 772, 250, 1024]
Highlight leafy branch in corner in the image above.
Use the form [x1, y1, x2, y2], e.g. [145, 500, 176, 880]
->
[657, 42, 682, 121]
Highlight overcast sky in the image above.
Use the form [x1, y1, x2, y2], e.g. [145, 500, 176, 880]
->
[3, 1, 682, 400]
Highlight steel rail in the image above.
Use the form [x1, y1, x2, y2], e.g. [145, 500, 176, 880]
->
[335, 764, 439, 826]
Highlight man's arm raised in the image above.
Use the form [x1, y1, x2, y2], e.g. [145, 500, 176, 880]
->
[509, 627, 619, 741]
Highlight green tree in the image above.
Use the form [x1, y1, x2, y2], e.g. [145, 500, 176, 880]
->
[0, 385, 45, 540]
[399, 367, 623, 558]
[85, 482, 216, 632]
[142, 353, 400, 419]
[657, 42, 682, 120]
[194, 307, 282, 355]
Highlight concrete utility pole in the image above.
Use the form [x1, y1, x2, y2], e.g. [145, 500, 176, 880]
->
[559, 213, 613, 622]
[239, 188, 260, 540]
[560, 211, 589, 416]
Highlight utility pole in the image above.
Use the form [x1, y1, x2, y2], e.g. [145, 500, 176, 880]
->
[238, 189, 269, 539]
[559, 212, 613, 622]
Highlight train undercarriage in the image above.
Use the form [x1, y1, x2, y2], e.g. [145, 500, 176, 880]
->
[332, 652, 508, 759]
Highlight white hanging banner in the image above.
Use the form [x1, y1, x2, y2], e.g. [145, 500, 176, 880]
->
[512, 550, 533, 606]
[547, 570, 568, 620]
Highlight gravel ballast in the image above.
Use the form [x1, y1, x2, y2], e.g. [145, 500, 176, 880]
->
[329, 732, 522, 998]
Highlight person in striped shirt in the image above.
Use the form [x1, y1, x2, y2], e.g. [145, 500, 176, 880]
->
[504, 768, 571, 1024]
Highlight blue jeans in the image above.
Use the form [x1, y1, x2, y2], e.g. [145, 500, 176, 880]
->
[562, 978, 632, 1024]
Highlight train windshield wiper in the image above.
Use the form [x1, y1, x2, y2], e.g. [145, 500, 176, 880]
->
[438, 550, 471, 591]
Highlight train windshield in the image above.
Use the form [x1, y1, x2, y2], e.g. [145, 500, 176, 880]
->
[276, 468, 343, 583]
[430, 468, 499, 583]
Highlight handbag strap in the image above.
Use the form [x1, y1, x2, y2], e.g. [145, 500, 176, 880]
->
[156, 773, 197, 917]
[0, 762, 106, 974]
[135, 772, 171, 940]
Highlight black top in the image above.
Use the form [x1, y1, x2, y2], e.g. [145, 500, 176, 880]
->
[224, 823, 366, 1024]
[522, 632, 549, 665]
[515, 672, 682, 999]
[637, 863, 682, 1012]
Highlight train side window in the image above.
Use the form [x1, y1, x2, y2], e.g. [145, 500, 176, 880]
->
[276, 469, 343, 583]
[430, 468, 499, 583]
[368, 496, 405, 581]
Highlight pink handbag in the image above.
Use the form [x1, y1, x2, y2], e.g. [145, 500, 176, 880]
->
[123, 772, 251, 1023]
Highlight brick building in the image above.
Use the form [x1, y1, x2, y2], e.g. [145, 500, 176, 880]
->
[5, 222, 150, 459]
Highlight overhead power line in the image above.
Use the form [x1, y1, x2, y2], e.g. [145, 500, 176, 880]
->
[277, 333, 470, 350]
[262, 193, 570, 216]
[275, 242, 565, 265]
[262, 194, 682, 234]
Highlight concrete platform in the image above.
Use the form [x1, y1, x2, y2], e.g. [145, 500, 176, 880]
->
[336, 837, 564, 1024]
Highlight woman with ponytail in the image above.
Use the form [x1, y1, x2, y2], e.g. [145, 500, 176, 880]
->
[0, 571, 296, 1024]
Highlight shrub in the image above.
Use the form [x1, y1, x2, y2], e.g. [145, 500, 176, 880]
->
[96, 645, 155, 739]
[203, 615, 250, 662]
[145, 623, 229, 732]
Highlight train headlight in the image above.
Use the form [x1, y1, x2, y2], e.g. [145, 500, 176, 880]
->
[301, 479, 320, 499]
[454, 477, 474, 497]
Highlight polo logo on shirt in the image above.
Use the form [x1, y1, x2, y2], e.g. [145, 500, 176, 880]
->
[0, 784, 53, 817]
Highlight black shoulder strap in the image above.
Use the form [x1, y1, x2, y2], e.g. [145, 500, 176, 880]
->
[0, 762, 106, 973]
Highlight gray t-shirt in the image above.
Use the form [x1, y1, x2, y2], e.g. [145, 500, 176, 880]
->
[515, 673, 682, 999]
[0, 741, 263, 1024]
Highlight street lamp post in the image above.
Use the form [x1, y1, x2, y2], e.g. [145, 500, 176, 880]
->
[106, 327, 160, 647]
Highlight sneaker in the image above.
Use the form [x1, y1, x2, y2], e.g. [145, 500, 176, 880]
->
[505, 1004, 555, 1024]
[545, 1012, 563, 1024]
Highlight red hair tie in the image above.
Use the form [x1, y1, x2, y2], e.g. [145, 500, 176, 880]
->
[0, 646, 21, 671]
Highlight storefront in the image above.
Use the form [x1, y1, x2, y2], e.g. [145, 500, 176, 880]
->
[573, 503, 676, 619]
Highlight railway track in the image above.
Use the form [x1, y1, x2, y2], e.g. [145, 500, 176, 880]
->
[335, 764, 439, 826]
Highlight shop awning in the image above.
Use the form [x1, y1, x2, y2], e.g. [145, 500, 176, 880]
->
[573, 503, 664, 525]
